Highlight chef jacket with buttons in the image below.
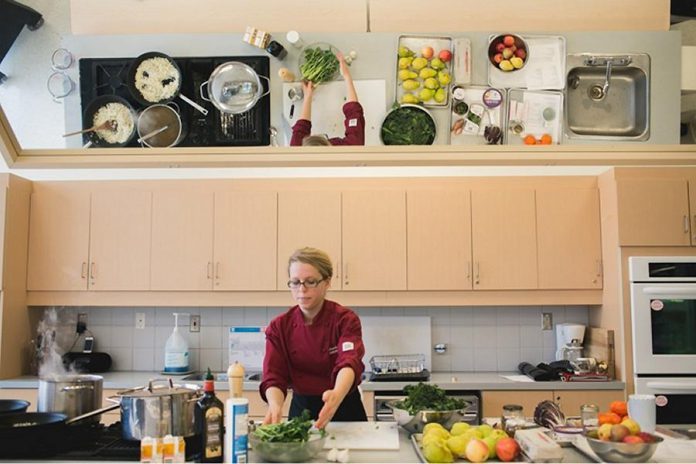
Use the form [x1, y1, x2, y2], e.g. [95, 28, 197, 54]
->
[260, 299, 365, 401]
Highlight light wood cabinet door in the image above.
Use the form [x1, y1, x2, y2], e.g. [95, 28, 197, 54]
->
[277, 191, 342, 290]
[537, 189, 602, 289]
[27, 190, 91, 291]
[150, 189, 214, 290]
[89, 191, 152, 291]
[553, 390, 623, 417]
[617, 178, 690, 246]
[689, 179, 696, 245]
[407, 189, 472, 290]
[214, 191, 277, 290]
[482, 390, 553, 418]
[342, 190, 407, 290]
[471, 189, 537, 290]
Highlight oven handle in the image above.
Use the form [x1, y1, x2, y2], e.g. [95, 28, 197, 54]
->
[646, 381, 696, 391]
[642, 286, 696, 295]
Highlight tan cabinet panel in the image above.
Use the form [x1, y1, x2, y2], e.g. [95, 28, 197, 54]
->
[277, 191, 342, 290]
[553, 390, 623, 417]
[151, 190, 214, 290]
[689, 180, 696, 245]
[342, 190, 407, 290]
[617, 179, 690, 246]
[27, 190, 90, 291]
[89, 191, 152, 291]
[482, 390, 553, 418]
[471, 189, 537, 289]
[537, 189, 602, 289]
[407, 189, 472, 290]
[214, 191, 277, 291]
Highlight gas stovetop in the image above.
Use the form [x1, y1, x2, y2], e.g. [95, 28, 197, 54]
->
[78, 55, 271, 147]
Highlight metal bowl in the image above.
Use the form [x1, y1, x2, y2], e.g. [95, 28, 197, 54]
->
[379, 104, 436, 145]
[298, 42, 341, 84]
[386, 400, 470, 434]
[250, 432, 325, 463]
[488, 34, 528, 72]
[584, 433, 663, 463]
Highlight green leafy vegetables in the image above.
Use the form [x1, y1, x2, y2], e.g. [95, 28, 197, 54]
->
[380, 106, 436, 145]
[253, 410, 323, 443]
[394, 382, 468, 415]
[300, 47, 339, 84]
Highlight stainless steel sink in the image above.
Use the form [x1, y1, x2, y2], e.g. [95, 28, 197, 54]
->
[565, 53, 650, 141]
[181, 371, 262, 382]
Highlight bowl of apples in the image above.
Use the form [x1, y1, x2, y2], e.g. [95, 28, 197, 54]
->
[584, 422, 663, 463]
[488, 34, 528, 72]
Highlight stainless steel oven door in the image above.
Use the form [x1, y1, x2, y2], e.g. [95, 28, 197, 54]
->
[634, 377, 696, 425]
[631, 283, 696, 375]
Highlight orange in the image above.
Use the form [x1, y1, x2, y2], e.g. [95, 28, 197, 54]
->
[598, 411, 622, 425]
[523, 134, 537, 145]
[540, 134, 553, 145]
[610, 400, 628, 417]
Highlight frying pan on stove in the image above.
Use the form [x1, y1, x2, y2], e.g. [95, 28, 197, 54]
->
[127, 51, 208, 116]
[83, 95, 137, 148]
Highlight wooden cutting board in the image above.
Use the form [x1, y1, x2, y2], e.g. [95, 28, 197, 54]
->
[584, 327, 615, 379]
[323, 421, 400, 450]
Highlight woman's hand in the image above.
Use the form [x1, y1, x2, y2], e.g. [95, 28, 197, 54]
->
[302, 80, 314, 98]
[337, 52, 352, 80]
[315, 389, 342, 429]
[262, 403, 283, 425]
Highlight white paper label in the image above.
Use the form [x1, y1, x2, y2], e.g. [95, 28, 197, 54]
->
[342, 341, 354, 352]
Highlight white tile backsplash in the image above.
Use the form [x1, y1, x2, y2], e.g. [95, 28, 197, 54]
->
[39, 305, 587, 372]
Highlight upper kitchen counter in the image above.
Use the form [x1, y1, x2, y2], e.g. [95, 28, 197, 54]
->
[0, 371, 624, 391]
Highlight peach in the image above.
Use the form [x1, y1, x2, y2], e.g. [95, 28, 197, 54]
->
[503, 35, 515, 47]
[465, 438, 490, 463]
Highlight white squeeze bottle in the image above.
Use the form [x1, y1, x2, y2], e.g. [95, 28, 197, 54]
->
[164, 313, 190, 373]
[227, 361, 245, 398]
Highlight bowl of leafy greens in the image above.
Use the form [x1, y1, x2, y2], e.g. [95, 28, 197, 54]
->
[250, 410, 326, 463]
[380, 104, 436, 145]
[387, 382, 471, 434]
[299, 42, 341, 85]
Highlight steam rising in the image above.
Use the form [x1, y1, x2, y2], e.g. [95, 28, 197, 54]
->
[36, 308, 77, 379]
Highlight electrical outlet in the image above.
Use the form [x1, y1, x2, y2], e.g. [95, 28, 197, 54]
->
[190, 315, 200, 333]
[542, 312, 553, 331]
[76, 313, 88, 333]
[135, 312, 146, 330]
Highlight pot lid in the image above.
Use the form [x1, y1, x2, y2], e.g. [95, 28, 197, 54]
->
[207, 61, 261, 113]
[118, 379, 198, 398]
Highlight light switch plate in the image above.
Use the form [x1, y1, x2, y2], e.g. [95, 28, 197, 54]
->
[190, 315, 200, 332]
[135, 313, 145, 330]
[542, 312, 553, 331]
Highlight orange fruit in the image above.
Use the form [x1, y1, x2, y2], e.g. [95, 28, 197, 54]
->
[598, 411, 622, 425]
[610, 400, 628, 417]
[540, 134, 553, 145]
[523, 134, 537, 145]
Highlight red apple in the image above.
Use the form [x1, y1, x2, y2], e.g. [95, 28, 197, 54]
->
[495, 42, 506, 53]
[622, 435, 645, 444]
[421, 46, 434, 59]
[495, 437, 521, 462]
[503, 35, 515, 47]
[493, 53, 503, 64]
[438, 49, 453, 62]
[465, 439, 490, 463]
[515, 48, 527, 60]
[637, 432, 655, 443]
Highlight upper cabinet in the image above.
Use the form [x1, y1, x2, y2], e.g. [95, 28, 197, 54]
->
[471, 189, 538, 290]
[536, 189, 602, 289]
[407, 189, 472, 290]
[616, 178, 692, 246]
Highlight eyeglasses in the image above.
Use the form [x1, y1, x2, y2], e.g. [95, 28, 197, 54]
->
[287, 278, 325, 289]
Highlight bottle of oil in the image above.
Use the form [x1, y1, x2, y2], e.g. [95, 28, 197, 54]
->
[196, 367, 224, 462]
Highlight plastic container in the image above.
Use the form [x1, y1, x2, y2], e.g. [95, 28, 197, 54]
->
[225, 398, 249, 464]
[163, 313, 190, 373]
[227, 361, 245, 398]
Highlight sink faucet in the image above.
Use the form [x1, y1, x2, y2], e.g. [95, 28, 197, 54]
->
[601, 61, 613, 98]
[583, 56, 631, 100]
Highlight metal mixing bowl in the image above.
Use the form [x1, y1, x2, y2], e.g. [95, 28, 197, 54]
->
[584, 433, 663, 463]
[250, 432, 325, 463]
[387, 400, 471, 434]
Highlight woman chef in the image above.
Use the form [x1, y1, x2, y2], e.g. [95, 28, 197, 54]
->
[260, 247, 367, 428]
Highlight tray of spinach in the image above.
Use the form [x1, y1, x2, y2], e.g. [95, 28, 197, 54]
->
[380, 104, 437, 145]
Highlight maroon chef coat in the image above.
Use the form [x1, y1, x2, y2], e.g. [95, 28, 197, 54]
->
[260, 300, 365, 401]
[289, 101, 365, 146]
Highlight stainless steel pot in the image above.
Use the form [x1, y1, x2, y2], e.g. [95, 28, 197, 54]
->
[200, 61, 270, 114]
[136, 103, 183, 148]
[117, 378, 200, 440]
[38, 374, 103, 423]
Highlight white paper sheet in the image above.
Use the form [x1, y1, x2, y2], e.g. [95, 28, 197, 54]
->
[228, 326, 265, 372]
[501, 374, 535, 382]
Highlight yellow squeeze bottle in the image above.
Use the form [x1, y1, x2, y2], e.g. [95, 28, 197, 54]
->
[227, 361, 244, 398]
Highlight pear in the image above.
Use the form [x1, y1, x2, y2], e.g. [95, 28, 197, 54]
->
[411, 57, 428, 70]
[398, 46, 415, 58]
[445, 435, 468, 458]
[430, 57, 445, 70]
[437, 71, 452, 86]
[419, 68, 437, 79]
[450, 422, 471, 436]
[402, 79, 420, 91]
[424, 77, 440, 90]
[434, 88, 446, 103]
[423, 441, 454, 464]
[419, 88, 435, 102]
[401, 93, 420, 104]
[398, 56, 414, 69]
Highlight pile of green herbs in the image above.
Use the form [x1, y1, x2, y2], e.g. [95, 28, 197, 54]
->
[253, 410, 324, 442]
[394, 382, 468, 415]
[300, 47, 339, 84]
[380, 106, 436, 145]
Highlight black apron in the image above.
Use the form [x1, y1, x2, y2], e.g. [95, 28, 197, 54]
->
[289, 388, 367, 422]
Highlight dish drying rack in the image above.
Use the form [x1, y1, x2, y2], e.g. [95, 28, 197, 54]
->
[369, 354, 430, 382]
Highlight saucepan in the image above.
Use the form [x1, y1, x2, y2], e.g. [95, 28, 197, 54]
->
[136, 103, 184, 148]
[127, 51, 208, 116]
[199, 61, 270, 114]
[38, 373, 104, 423]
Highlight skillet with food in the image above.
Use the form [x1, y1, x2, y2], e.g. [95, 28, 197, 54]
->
[83, 95, 137, 147]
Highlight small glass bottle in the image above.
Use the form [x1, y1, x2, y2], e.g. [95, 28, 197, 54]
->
[581, 403, 599, 429]
[502, 404, 525, 436]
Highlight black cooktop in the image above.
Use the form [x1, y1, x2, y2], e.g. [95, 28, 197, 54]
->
[78, 55, 271, 147]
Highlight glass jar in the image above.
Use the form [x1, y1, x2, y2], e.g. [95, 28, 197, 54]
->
[501, 404, 525, 436]
[581, 403, 599, 429]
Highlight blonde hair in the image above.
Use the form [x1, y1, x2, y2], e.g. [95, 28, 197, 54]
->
[288, 247, 333, 280]
[302, 135, 332, 146]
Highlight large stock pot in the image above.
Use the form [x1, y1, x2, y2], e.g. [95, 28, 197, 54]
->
[38, 374, 103, 423]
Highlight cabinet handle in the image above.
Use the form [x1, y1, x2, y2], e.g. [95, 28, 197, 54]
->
[685, 215, 690, 234]
[90, 262, 96, 279]
[344, 262, 349, 286]
[215, 262, 220, 280]
[596, 259, 602, 277]
[466, 261, 471, 282]
[81, 262, 87, 279]
[207, 262, 212, 279]
[475, 262, 480, 285]
[334, 260, 341, 282]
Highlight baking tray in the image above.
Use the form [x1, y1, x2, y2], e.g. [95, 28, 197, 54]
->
[505, 89, 563, 145]
[396, 35, 453, 107]
[488, 35, 566, 90]
[411, 433, 529, 463]
[450, 85, 506, 146]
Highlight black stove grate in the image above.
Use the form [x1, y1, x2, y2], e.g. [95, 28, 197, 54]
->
[79, 55, 271, 147]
